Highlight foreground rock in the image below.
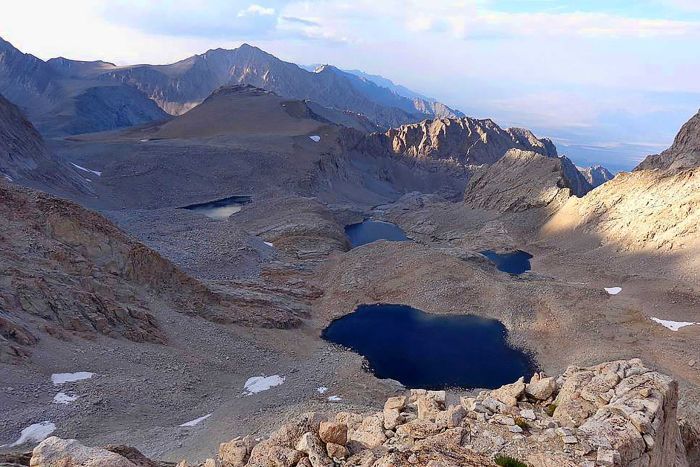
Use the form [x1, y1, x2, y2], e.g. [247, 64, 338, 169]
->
[17, 360, 688, 466]
[167, 359, 686, 466]
[30, 437, 137, 466]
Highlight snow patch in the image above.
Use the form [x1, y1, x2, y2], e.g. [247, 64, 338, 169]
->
[70, 163, 102, 176]
[264, 241, 274, 247]
[179, 413, 212, 427]
[317, 387, 328, 394]
[309, 135, 321, 142]
[604, 287, 622, 295]
[51, 372, 94, 385]
[651, 317, 697, 332]
[243, 375, 285, 395]
[6, 421, 56, 447]
[52, 392, 78, 405]
[327, 395, 342, 402]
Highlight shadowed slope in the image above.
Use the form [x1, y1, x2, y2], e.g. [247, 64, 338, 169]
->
[464, 149, 591, 212]
[542, 110, 700, 259]
[0, 93, 88, 195]
[142, 85, 327, 139]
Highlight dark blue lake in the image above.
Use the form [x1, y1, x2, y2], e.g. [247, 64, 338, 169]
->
[481, 250, 533, 275]
[345, 220, 408, 248]
[322, 304, 535, 389]
[181, 195, 252, 220]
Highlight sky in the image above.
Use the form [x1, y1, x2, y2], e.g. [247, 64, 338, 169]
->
[2, 0, 700, 171]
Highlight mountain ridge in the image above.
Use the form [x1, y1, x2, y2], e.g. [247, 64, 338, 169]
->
[0, 37, 462, 135]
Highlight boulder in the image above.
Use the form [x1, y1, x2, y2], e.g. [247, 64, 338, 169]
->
[30, 437, 136, 467]
[435, 405, 466, 429]
[490, 376, 525, 406]
[318, 421, 347, 446]
[383, 396, 407, 430]
[246, 444, 303, 467]
[416, 396, 442, 420]
[384, 396, 407, 411]
[295, 432, 332, 467]
[102, 445, 164, 467]
[325, 442, 348, 460]
[347, 414, 386, 451]
[396, 419, 441, 439]
[526, 373, 558, 401]
[218, 435, 257, 467]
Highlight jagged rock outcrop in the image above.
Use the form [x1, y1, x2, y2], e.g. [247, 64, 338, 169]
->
[359, 117, 557, 166]
[463, 149, 592, 212]
[108, 359, 685, 467]
[636, 110, 700, 172]
[578, 165, 614, 188]
[542, 111, 700, 252]
[15, 361, 688, 466]
[0, 93, 88, 195]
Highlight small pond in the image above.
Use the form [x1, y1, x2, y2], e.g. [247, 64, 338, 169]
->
[481, 250, 533, 275]
[345, 220, 408, 248]
[181, 195, 252, 220]
[322, 304, 535, 389]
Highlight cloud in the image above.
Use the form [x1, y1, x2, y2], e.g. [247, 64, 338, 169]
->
[657, 0, 700, 12]
[237, 4, 275, 17]
[280, 16, 321, 27]
[99, 0, 282, 40]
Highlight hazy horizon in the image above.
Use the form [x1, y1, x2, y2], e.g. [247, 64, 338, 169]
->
[3, 0, 700, 171]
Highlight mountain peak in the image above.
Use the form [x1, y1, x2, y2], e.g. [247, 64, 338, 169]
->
[635, 109, 700, 172]
[313, 64, 340, 74]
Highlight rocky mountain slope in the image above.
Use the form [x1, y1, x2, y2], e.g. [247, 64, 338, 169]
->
[578, 165, 614, 188]
[17, 360, 689, 467]
[463, 150, 592, 212]
[357, 117, 558, 166]
[1, 37, 460, 135]
[0, 37, 168, 136]
[138, 85, 329, 139]
[0, 175, 316, 363]
[542, 110, 700, 253]
[0, 93, 87, 194]
[635, 109, 700, 172]
[100, 46, 461, 128]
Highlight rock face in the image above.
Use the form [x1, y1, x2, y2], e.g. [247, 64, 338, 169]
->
[0, 93, 87, 195]
[362, 117, 557, 166]
[464, 149, 592, 212]
[578, 165, 614, 188]
[543, 111, 700, 252]
[636, 110, 700, 172]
